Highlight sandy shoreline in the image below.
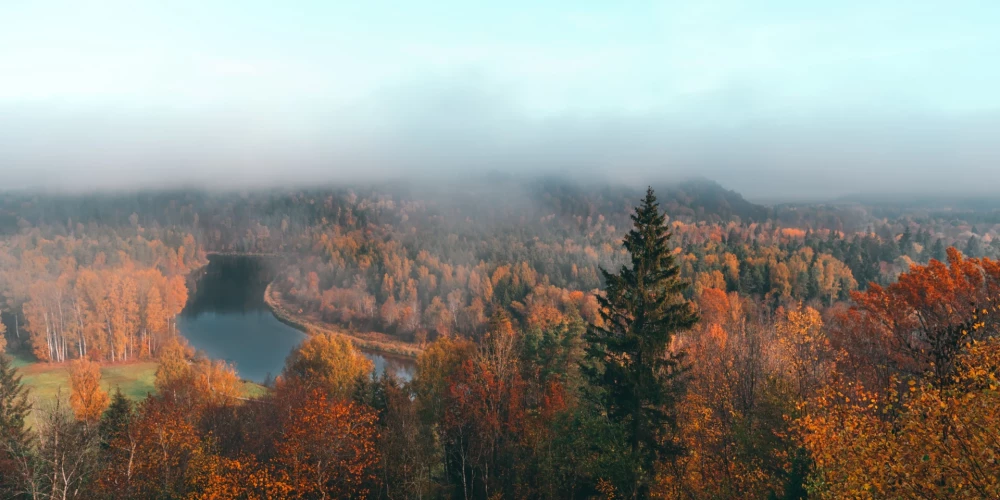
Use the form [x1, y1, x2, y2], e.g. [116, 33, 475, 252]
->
[263, 282, 423, 359]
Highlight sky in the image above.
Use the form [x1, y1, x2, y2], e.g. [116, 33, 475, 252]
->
[1, 0, 998, 199]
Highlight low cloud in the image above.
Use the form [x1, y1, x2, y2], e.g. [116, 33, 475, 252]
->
[1, 76, 998, 201]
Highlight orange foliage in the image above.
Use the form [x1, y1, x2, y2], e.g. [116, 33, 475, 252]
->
[112, 396, 204, 497]
[282, 332, 373, 398]
[779, 227, 807, 239]
[188, 358, 242, 407]
[24, 265, 189, 363]
[841, 247, 1000, 386]
[670, 291, 802, 499]
[442, 313, 527, 498]
[657, 392, 778, 499]
[155, 334, 195, 393]
[798, 338, 1000, 499]
[275, 388, 379, 498]
[414, 334, 476, 423]
[697, 288, 731, 327]
[776, 303, 834, 398]
[68, 358, 109, 422]
[154, 335, 241, 408]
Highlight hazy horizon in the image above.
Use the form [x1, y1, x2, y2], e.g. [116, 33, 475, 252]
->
[2, 1, 998, 199]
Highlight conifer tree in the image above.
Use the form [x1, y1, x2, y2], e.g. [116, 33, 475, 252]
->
[0, 354, 31, 495]
[585, 187, 698, 491]
[99, 387, 134, 448]
[931, 238, 947, 262]
[965, 236, 983, 258]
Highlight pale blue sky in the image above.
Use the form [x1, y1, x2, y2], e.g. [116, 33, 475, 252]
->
[1, 1, 999, 197]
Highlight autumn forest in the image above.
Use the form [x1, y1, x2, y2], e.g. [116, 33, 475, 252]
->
[1, 178, 1000, 498]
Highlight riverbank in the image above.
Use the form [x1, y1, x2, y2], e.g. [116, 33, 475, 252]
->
[264, 282, 424, 359]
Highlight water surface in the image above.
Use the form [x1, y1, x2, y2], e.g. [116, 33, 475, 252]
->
[178, 255, 414, 383]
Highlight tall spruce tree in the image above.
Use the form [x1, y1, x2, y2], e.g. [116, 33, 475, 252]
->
[99, 387, 134, 448]
[931, 238, 947, 262]
[585, 187, 698, 490]
[0, 354, 32, 495]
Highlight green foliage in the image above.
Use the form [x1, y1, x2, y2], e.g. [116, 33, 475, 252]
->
[0, 354, 30, 444]
[0, 354, 32, 495]
[99, 387, 135, 448]
[282, 332, 373, 398]
[520, 319, 586, 390]
[18, 360, 157, 423]
[585, 188, 699, 491]
[542, 406, 643, 498]
[4, 180, 1000, 498]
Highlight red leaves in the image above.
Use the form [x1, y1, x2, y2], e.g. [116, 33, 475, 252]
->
[100, 381, 380, 499]
[842, 248, 1000, 386]
[439, 314, 532, 497]
[275, 388, 379, 498]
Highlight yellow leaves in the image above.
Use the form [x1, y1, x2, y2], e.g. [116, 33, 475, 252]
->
[282, 332, 373, 398]
[69, 357, 110, 422]
[190, 358, 242, 406]
[778, 303, 824, 341]
[773, 303, 835, 400]
[706, 323, 728, 351]
[596, 478, 617, 499]
[798, 337, 1000, 499]
[658, 390, 790, 499]
[156, 335, 195, 390]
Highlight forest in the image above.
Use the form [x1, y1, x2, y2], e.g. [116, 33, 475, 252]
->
[1, 177, 1000, 498]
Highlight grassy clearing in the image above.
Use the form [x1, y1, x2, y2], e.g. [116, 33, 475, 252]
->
[14, 354, 157, 422]
[240, 380, 270, 398]
[12, 353, 268, 422]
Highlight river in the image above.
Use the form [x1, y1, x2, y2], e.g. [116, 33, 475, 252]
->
[177, 254, 415, 384]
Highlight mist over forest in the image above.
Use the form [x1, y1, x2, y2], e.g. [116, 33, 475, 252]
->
[3, 105, 1000, 201]
[1, 173, 1000, 497]
[3, 1, 1000, 498]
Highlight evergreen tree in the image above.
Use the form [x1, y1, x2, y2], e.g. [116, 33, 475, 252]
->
[965, 236, 983, 258]
[916, 228, 931, 246]
[726, 227, 741, 244]
[0, 354, 31, 495]
[884, 235, 902, 262]
[931, 238, 947, 262]
[899, 227, 914, 256]
[584, 187, 698, 494]
[98, 387, 134, 448]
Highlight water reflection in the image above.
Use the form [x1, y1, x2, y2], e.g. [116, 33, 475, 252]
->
[179, 255, 414, 384]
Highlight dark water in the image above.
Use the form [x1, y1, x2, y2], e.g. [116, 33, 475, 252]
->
[178, 255, 415, 384]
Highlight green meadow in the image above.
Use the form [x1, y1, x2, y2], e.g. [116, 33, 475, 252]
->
[11, 353, 267, 423]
